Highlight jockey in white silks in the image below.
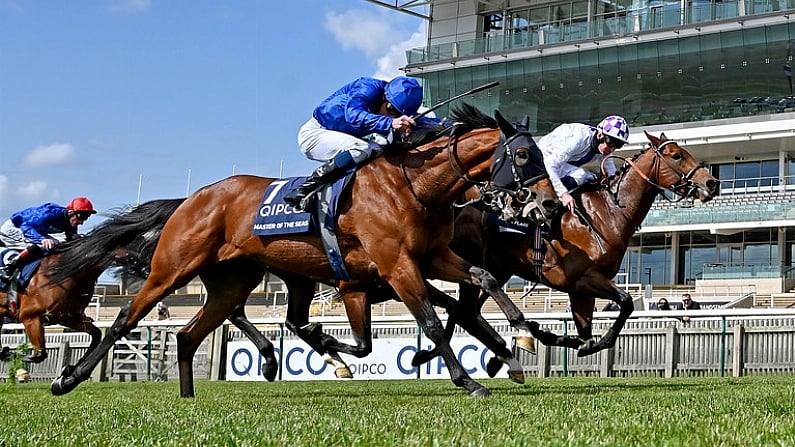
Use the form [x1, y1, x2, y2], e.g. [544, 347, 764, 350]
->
[537, 115, 630, 214]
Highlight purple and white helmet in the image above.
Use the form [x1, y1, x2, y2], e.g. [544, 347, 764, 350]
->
[597, 115, 629, 143]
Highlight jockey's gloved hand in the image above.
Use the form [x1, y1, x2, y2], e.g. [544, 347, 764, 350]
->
[600, 174, 616, 187]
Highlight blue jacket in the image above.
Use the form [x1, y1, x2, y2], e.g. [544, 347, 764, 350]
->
[313, 77, 398, 138]
[10, 203, 76, 244]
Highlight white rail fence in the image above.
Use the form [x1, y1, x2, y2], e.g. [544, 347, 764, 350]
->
[2, 309, 795, 383]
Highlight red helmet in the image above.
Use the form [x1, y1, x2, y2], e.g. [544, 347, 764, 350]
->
[67, 197, 97, 214]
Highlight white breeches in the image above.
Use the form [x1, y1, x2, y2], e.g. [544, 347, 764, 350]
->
[297, 117, 374, 164]
[0, 220, 28, 249]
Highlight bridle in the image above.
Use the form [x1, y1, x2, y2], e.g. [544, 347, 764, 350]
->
[606, 140, 711, 203]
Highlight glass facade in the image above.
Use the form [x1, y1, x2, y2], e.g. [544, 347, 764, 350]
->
[405, 4, 795, 287]
[417, 22, 795, 133]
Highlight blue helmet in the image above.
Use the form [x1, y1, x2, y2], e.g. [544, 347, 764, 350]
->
[385, 77, 423, 116]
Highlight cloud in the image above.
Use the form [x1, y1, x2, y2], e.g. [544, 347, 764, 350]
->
[108, 0, 151, 15]
[325, 10, 427, 80]
[324, 9, 403, 58]
[16, 180, 49, 200]
[373, 24, 427, 80]
[24, 143, 76, 167]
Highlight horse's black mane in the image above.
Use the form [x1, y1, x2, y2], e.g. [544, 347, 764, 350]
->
[384, 103, 496, 152]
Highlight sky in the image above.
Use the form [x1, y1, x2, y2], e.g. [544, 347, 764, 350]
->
[0, 0, 427, 228]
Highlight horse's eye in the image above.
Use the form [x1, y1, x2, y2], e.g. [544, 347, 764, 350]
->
[514, 148, 530, 167]
[671, 152, 682, 161]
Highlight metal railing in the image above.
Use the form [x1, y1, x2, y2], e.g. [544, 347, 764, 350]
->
[406, 8, 791, 65]
[4, 309, 795, 382]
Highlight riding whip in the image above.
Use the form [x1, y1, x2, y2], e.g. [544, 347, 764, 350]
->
[413, 81, 500, 120]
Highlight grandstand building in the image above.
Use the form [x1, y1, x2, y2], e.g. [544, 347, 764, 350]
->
[371, 0, 795, 303]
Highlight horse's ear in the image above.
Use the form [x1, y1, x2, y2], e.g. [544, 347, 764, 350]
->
[494, 109, 517, 138]
[645, 130, 661, 148]
[659, 132, 669, 141]
[521, 116, 530, 130]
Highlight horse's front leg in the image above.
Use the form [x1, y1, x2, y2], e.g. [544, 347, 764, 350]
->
[0, 317, 10, 361]
[427, 249, 536, 354]
[20, 315, 48, 363]
[414, 284, 525, 384]
[578, 286, 634, 357]
[389, 258, 489, 397]
[282, 278, 368, 379]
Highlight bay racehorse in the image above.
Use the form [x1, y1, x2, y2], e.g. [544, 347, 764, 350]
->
[280, 113, 556, 383]
[0, 199, 182, 366]
[50, 105, 559, 397]
[413, 131, 719, 368]
[42, 198, 280, 383]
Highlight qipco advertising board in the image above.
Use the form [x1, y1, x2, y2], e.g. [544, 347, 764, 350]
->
[226, 335, 513, 381]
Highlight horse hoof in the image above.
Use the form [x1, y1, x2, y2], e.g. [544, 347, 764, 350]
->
[507, 369, 525, 385]
[469, 387, 492, 398]
[411, 350, 433, 367]
[577, 340, 600, 357]
[514, 336, 537, 355]
[335, 366, 353, 379]
[262, 361, 278, 382]
[486, 356, 503, 378]
[51, 375, 78, 396]
[22, 351, 47, 364]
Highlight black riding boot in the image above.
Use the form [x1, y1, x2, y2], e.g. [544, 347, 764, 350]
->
[284, 154, 353, 209]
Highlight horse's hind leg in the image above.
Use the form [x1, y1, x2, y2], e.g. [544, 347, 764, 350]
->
[227, 305, 277, 382]
[52, 251, 205, 395]
[175, 262, 264, 398]
[59, 318, 103, 377]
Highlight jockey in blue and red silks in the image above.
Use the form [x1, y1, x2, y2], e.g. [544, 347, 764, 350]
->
[284, 76, 438, 209]
[538, 115, 630, 214]
[0, 197, 97, 279]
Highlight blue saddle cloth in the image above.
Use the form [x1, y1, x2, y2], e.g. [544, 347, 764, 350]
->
[251, 175, 352, 280]
[252, 176, 348, 236]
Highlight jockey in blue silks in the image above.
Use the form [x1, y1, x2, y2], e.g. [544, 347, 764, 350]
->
[538, 115, 629, 214]
[284, 76, 437, 209]
[0, 197, 96, 279]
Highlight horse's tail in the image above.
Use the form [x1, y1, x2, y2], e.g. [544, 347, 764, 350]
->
[46, 198, 186, 284]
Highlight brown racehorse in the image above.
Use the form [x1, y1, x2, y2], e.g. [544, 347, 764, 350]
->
[40, 198, 280, 383]
[412, 131, 720, 369]
[49, 105, 559, 397]
[0, 199, 183, 366]
[280, 114, 556, 382]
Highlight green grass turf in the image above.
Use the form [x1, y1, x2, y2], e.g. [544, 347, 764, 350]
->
[1, 376, 793, 446]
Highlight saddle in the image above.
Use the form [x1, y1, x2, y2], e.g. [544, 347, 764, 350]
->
[252, 174, 355, 281]
[0, 248, 41, 318]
